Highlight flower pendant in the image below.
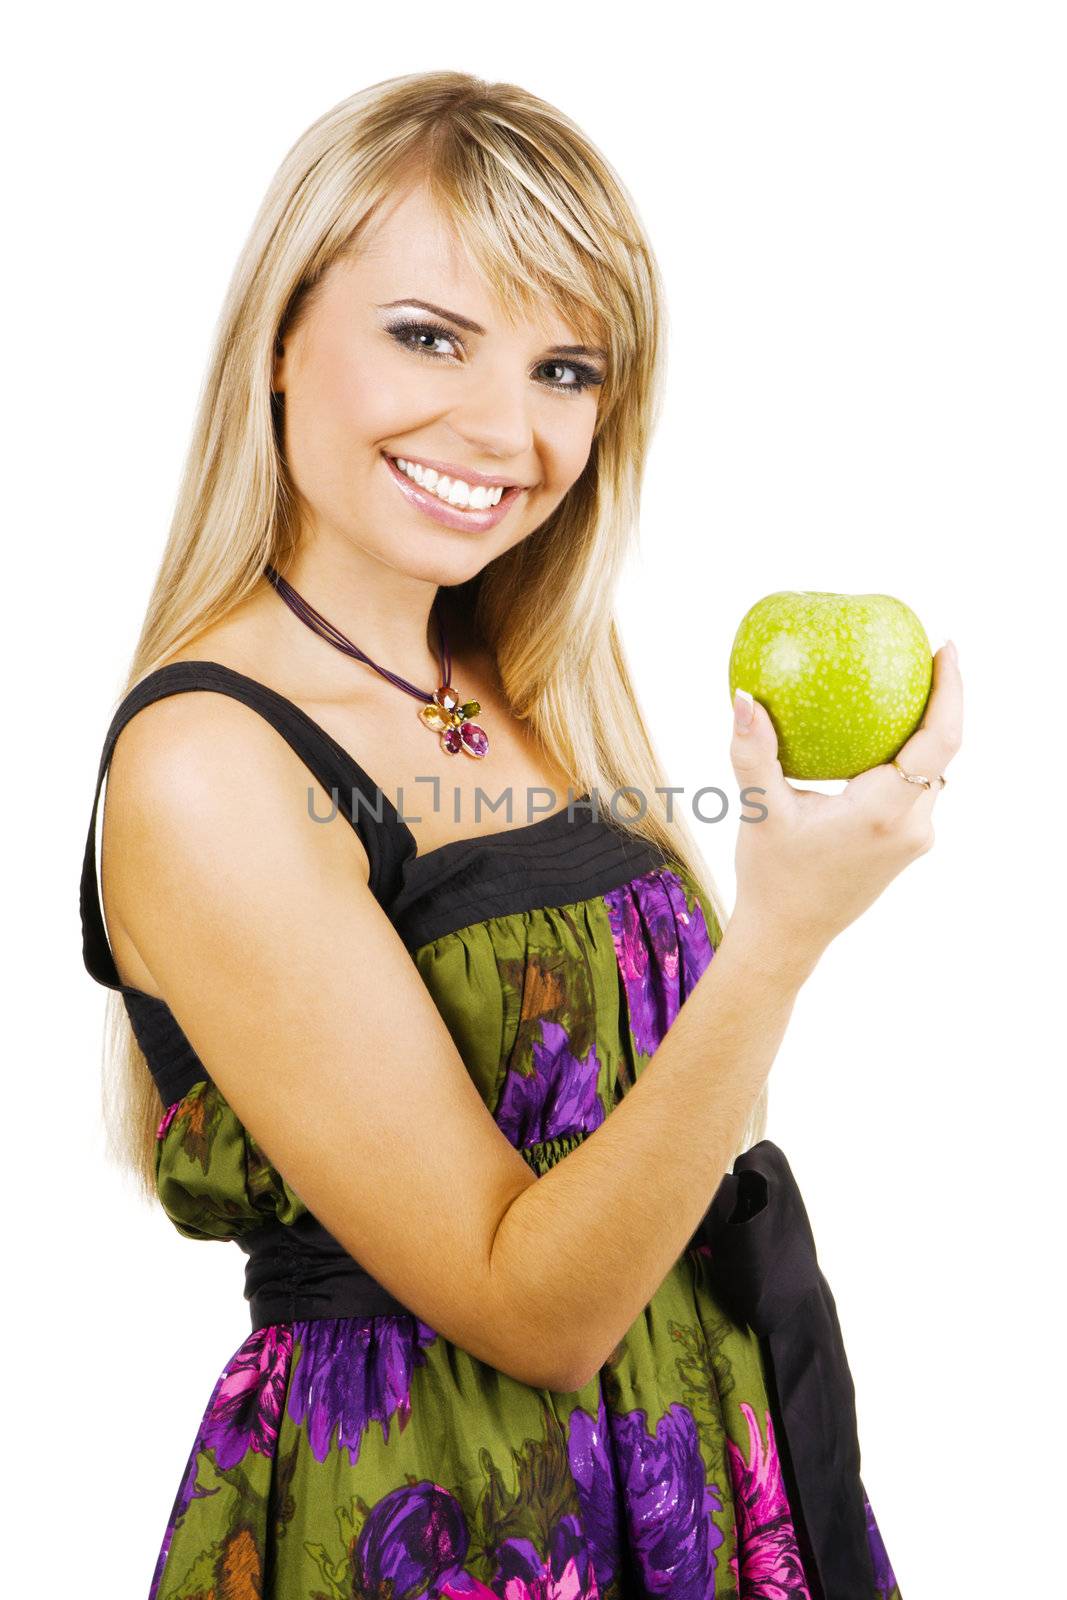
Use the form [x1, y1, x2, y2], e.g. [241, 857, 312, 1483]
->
[418, 684, 489, 758]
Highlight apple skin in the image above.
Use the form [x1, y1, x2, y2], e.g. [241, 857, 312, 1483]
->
[728, 591, 933, 779]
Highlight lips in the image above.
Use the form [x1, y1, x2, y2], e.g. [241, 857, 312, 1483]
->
[382, 451, 525, 533]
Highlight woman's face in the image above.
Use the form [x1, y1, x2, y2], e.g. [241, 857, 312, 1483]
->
[273, 182, 608, 585]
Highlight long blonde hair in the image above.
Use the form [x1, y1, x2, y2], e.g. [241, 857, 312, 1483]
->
[98, 70, 767, 1198]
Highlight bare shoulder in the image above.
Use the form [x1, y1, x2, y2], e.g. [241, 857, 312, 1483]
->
[103, 686, 372, 982]
[107, 681, 353, 833]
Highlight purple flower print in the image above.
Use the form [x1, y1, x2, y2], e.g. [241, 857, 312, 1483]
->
[352, 1481, 472, 1596]
[199, 1322, 292, 1472]
[660, 870, 718, 996]
[287, 1314, 438, 1465]
[567, 1389, 625, 1593]
[611, 1403, 725, 1597]
[726, 1402, 812, 1599]
[862, 1488, 898, 1598]
[570, 1389, 725, 1599]
[494, 1019, 606, 1148]
[605, 869, 715, 1058]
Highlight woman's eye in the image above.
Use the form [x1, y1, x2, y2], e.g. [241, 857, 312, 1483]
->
[388, 321, 460, 359]
[537, 361, 605, 397]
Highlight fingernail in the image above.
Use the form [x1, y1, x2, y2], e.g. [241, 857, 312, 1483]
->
[944, 639, 958, 664]
[733, 687, 755, 732]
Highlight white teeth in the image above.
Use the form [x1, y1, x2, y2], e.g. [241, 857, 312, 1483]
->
[393, 457, 506, 509]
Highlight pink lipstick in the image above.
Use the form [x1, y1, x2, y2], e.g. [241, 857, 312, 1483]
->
[382, 452, 525, 533]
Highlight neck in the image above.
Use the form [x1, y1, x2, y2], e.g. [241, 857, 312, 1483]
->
[266, 538, 465, 693]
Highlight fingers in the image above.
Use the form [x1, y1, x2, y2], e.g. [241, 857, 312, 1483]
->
[849, 641, 962, 826]
[730, 689, 790, 817]
[894, 642, 963, 792]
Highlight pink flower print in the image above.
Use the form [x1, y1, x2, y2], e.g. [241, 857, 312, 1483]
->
[199, 1323, 292, 1471]
[726, 1403, 812, 1599]
[441, 1518, 601, 1599]
[149, 1324, 294, 1599]
[155, 1099, 181, 1140]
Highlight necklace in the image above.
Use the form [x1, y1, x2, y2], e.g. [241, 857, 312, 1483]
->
[263, 563, 490, 759]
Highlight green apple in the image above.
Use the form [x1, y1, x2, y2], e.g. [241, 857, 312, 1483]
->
[728, 591, 933, 779]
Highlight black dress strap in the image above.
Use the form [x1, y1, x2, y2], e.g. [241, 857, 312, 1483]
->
[80, 659, 413, 994]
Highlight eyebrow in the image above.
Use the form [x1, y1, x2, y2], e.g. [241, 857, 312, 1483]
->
[376, 298, 608, 363]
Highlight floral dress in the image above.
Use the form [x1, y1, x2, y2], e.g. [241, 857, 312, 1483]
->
[81, 660, 902, 1600]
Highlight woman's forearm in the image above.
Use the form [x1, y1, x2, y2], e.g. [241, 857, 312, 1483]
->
[487, 911, 815, 1389]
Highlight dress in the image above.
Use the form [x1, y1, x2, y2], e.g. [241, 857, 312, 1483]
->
[80, 660, 903, 1600]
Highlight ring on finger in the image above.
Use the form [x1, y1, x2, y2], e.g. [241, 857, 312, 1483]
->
[893, 757, 947, 791]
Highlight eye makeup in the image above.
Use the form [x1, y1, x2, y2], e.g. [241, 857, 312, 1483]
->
[379, 304, 607, 397]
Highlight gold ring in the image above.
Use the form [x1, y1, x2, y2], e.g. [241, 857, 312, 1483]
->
[893, 758, 946, 791]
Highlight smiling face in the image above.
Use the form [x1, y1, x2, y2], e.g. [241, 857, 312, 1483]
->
[271, 181, 608, 586]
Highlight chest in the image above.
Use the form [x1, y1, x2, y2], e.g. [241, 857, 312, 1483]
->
[309, 671, 577, 856]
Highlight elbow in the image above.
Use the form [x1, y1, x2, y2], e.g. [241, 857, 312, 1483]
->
[514, 1349, 596, 1395]
[515, 1330, 600, 1395]
[556, 1337, 606, 1394]
[483, 1331, 591, 1394]
[478, 1310, 595, 1393]
[484, 1191, 599, 1393]
[553, 1355, 599, 1394]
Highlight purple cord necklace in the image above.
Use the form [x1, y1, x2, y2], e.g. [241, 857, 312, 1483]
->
[263, 564, 489, 758]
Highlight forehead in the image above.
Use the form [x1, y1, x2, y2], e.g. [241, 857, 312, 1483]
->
[336, 182, 595, 347]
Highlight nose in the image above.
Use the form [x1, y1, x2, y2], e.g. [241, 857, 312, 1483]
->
[447, 359, 536, 467]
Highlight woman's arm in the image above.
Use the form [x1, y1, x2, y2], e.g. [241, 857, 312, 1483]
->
[488, 913, 809, 1388]
[105, 691, 560, 1384]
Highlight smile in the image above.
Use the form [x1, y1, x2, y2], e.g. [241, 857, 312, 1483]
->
[382, 452, 525, 532]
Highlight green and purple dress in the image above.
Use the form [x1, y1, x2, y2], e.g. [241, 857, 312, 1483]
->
[81, 660, 903, 1600]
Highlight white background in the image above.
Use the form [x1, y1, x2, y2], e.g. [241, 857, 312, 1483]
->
[7, 2, 1064, 1591]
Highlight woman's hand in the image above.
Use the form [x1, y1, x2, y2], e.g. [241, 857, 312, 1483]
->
[726, 641, 963, 978]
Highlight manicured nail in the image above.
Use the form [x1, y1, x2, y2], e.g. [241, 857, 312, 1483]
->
[733, 687, 755, 732]
[944, 639, 958, 664]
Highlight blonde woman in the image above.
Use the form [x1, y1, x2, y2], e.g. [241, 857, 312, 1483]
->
[81, 71, 959, 1598]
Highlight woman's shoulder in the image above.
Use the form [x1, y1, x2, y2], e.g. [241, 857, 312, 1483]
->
[100, 665, 375, 995]
[151, 587, 273, 677]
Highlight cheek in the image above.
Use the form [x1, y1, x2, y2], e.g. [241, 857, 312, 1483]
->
[284, 343, 386, 494]
[545, 412, 596, 491]
[327, 345, 385, 429]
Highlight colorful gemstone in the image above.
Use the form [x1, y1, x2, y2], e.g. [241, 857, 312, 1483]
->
[421, 683, 487, 756]
[459, 721, 489, 758]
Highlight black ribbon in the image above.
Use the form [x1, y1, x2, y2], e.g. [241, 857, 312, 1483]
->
[696, 1140, 878, 1600]
[238, 1212, 409, 1329]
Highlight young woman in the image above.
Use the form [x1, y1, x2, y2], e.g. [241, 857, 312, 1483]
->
[81, 70, 959, 1598]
